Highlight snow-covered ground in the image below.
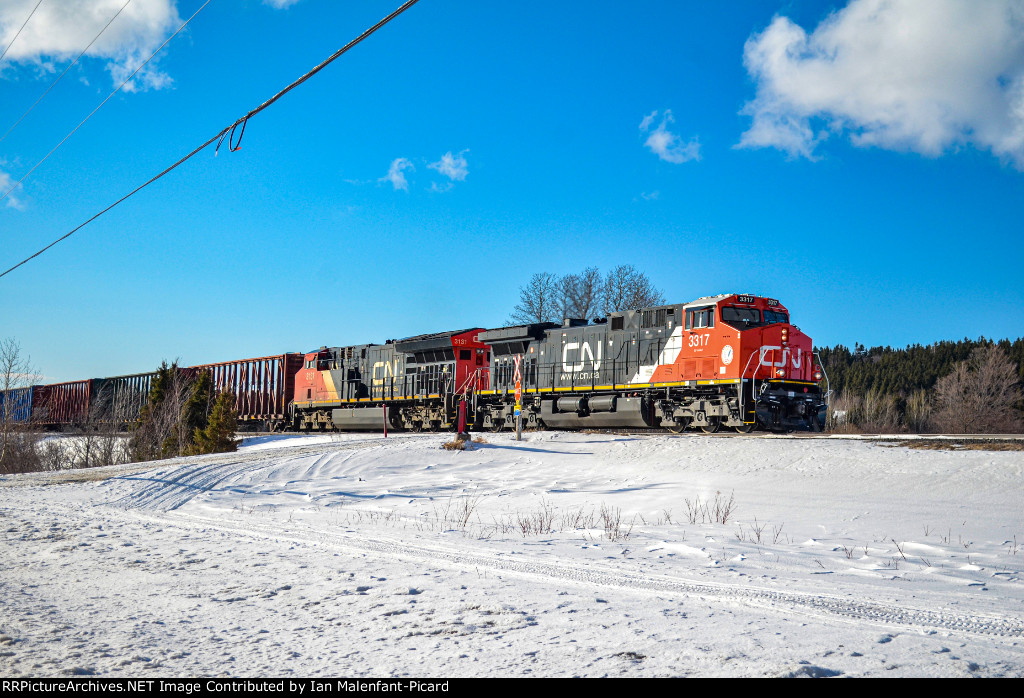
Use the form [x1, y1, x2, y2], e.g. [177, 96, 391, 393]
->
[1, 431, 1022, 677]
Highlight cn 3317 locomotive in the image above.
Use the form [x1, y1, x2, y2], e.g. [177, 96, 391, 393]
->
[291, 293, 829, 434]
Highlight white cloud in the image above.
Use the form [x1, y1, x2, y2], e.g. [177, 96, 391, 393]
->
[0, 168, 24, 210]
[639, 110, 701, 163]
[428, 150, 469, 182]
[738, 0, 1024, 168]
[0, 0, 182, 91]
[380, 158, 414, 191]
[263, 0, 303, 8]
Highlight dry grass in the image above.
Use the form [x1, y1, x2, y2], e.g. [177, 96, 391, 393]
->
[882, 439, 1024, 452]
[442, 433, 490, 451]
[683, 490, 736, 525]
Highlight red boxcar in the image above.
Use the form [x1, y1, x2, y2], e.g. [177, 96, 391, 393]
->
[32, 380, 92, 428]
[193, 353, 304, 429]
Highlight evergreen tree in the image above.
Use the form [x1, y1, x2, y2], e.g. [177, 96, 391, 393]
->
[819, 336, 1023, 433]
[187, 390, 239, 455]
[131, 366, 239, 460]
[131, 361, 190, 461]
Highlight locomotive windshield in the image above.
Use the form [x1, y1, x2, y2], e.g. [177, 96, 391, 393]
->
[721, 306, 790, 329]
[722, 306, 760, 327]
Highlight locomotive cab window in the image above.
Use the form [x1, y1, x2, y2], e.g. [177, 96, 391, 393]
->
[722, 306, 761, 328]
[763, 310, 789, 325]
[685, 306, 714, 329]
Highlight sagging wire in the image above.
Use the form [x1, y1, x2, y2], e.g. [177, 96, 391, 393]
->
[0, 0, 422, 280]
[0, 0, 213, 206]
[0, 0, 134, 147]
[0, 0, 44, 66]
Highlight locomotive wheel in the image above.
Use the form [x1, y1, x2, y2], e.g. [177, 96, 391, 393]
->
[489, 418, 505, 433]
[733, 423, 756, 434]
[410, 421, 423, 433]
[428, 421, 441, 433]
[701, 418, 722, 434]
[666, 418, 690, 434]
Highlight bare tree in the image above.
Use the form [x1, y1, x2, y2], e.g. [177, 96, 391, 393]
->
[828, 390, 903, 433]
[934, 344, 1022, 433]
[509, 272, 562, 324]
[602, 264, 665, 314]
[129, 363, 198, 462]
[69, 384, 131, 469]
[511, 266, 666, 324]
[1, 338, 42, 472]
[903, 389, 933, 434]
[561, 267, 604, 321]
[857, 390, 903, 433]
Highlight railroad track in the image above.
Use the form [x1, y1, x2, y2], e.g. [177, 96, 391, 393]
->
[239, 429, 1024, 441]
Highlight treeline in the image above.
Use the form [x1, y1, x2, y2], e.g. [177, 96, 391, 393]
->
[818, 338, 1024, 396]
[819, 338, 1024, 433]
[510, 265, 665, 324]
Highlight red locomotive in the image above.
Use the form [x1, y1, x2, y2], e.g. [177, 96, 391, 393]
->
[475, 293, 827, 433]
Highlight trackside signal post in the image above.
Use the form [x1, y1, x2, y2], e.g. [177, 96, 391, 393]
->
[514, 354, 522, 441]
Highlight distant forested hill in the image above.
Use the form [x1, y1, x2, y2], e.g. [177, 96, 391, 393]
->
[817, 338, 1024, 397]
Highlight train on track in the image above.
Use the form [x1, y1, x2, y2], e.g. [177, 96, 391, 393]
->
[1, 294, 829, 434]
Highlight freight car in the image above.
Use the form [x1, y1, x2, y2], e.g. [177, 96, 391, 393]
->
[1, 377, 152, 430]
[2, 355, 304, 432]
[197, 353, 304, 430]
[0, 386, 34, 424]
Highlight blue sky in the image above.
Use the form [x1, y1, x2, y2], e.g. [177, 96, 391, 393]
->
[1, 0, 1022, 383]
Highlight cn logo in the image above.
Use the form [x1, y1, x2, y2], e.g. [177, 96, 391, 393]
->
[562, 341, 602, 372]
[759, 346, 802, 369]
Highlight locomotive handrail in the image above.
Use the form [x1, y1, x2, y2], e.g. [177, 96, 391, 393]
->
[455, 369, 478, 397]
[737, 349, 761, 424]
[813, 351, 832, 425]
[812, 351, 831, 400]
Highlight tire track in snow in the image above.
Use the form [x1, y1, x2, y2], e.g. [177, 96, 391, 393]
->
[158, 511, 1024, 640]
[108, 440, 377, 511]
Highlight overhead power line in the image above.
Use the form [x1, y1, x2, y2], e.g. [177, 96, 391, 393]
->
[0, 0, 423, 280]
[0, 0, 134, 147]
[0, 0, 213, 206]
[0, 0, 44, 66]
